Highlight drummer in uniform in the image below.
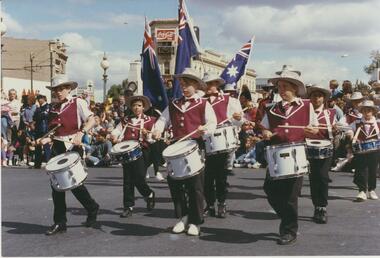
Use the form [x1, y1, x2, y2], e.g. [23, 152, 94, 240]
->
[39, 75, 100, 235]
[346, 100, 380, 201]
[111, 95, 156, 217]
[202, 73, 244, 218]
[152, 68, 217, 236]
[259, 66, 319, 245]
[306, 84, 338, 224]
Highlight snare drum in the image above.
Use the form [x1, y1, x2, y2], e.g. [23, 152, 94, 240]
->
[204, 125, 239, 155]
[352, 139, 380, 155]
[162, 140, 204, 180]
[110, 140, 142, 164]
[265, 142, 309, 180]
[306, 139, 333, 159]
[46, 152, 87, 192]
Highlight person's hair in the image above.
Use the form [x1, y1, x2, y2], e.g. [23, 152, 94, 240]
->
[124, 89, 134, 97]
[8, 89, 17, 99]
[329, 79, 339, 86]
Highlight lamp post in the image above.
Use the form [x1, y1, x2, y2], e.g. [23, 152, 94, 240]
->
[0, 14, 7, 92]
[100, 52, 109, 102]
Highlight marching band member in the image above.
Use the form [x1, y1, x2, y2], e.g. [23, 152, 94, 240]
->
[259, 66, 319, 245]
[346, 100, 380, 201]
[111, 95, 156, 217]
[39, 75, 99, 235]
[152, 68, 217, 236]
[306, 84, 338, 224]
[345, 92, 364, 125]
[202, 73, 244, 218]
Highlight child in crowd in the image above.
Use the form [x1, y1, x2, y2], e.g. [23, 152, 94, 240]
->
[234, 136, 261, 168]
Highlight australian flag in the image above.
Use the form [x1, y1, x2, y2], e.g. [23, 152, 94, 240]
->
[220, 37, 254, 90]
[173, 0, 200, 99]
[141, 17, 168, 111]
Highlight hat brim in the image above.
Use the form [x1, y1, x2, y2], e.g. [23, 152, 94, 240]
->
[307, 87, 331, 100]
[46, 81, 78, 91]
[204, 78, 225, 87]
[126, 95, 152, 112]
[269, 77, 306, 97]
[358, 105, 379, 113]
[174, 74, 206, 90]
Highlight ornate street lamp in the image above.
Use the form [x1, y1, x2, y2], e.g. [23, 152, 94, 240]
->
[100, 52, 110, 102]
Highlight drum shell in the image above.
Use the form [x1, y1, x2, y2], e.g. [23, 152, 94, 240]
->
[265, 142, 309, 180]
[163, 141, 204, 180]
[110, 141, 143, 164]
[46, 154, 87, 192]
[352, 140, 380, 155]
[204, 125, 239, 155]
[306, 140, 333, 159]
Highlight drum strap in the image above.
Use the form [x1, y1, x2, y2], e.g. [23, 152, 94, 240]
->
[323, 110, 333, 139]
[139, 118, 144, 142]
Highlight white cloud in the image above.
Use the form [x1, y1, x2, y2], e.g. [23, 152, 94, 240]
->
[2, 12, 23, 34]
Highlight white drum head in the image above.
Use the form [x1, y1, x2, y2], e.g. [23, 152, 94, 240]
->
[112, 140, 139, 153]
[306, 139, 331, 147]
[163, 140, 197, 158]
[46, 152, 80, 171]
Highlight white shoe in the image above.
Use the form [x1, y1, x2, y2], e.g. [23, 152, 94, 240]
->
[368, 191, 378, 200]
[155, 172, 165, 181]
[356, 191, 367, 201]
[251, 163, 261, 169]
[187, 224, 200, 236]
[146, 173, 150, 179]
[161, 162, 167, 168]
[233, 163, 243, 168]
[172, 216, 188, 233]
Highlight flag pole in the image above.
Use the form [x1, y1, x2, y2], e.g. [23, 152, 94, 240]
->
[237, 35, 255, 99]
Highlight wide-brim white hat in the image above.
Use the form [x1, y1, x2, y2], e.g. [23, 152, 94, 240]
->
[358, 100, 379, 113]
[174, 67, 206, 90]
[349, 91, 364, 101]
[126, 95, 152, 112]
[46, 74, 78, 90]
[307, 84, 331, 100]
[223, 83, 236, 92]
[269, 65, 305, 96]
[202, 72, 225, 87]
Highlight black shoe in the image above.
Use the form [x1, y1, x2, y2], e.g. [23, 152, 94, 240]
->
[120, 207, 133, 218]
[277, 233, 297, 245]
[85, 204, 99, 227]
[203, 205, 216, 217]
[217, 203, 227, 218]
[45, 223, 67, 236]
[313, 207, 327, 224]
[146, 191, 155, 211]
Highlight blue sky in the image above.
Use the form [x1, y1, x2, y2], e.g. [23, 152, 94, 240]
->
[2, 0, 379, 100]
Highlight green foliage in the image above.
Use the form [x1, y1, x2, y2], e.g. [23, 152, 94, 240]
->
[107, 84, 123, 99]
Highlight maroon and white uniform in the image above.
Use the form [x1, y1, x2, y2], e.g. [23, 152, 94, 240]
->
[349, 117, 380, 142]
[345, 108, 362, 125]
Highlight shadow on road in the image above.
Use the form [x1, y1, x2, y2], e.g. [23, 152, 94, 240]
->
[97, 220, 163, 236]
[2, 221, 50, 234]
[229, 210, 278, 220]
[228, 191, 266, 200]
[200, 227, 278, 244]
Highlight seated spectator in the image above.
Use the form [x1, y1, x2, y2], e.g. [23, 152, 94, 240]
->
[234, 136, 261, 168]
[1, 137, 8, 166]
[7, 129, 26, 166]
[85, 129, 112, 167]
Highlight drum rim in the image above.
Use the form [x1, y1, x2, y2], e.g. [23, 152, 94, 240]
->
[265, 141, 306, 150]
[167, 167, 204, 180]
[111, 140, 140, 154]
[51, 175, 87, 192]
[46, 152, 82, 174]
[162, 140, 198, 158]
[46, 152, 80, 172]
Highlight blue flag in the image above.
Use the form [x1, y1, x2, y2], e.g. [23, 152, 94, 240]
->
[220, 38, 254, 90]
[173, 0, 200, 99]
[141, 17, 168, 111]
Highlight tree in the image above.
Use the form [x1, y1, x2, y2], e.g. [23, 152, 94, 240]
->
[107, 84, 123, 99]
[364, 50, 380, 75]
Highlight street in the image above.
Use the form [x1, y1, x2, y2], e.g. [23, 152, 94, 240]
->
[2, 165, 380, 256]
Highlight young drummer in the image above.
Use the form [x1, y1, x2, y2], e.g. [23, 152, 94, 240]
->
[259, 66, 319, 245]
[39, 75, 99, 235]
[111, 95, 156, 217]
[346, 100, 380, 201]
[306, 84, 338, 224]
[202, 73, 244, 218]
[153, 68, 217, 236]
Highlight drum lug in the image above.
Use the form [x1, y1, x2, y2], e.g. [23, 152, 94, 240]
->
[186, 166, 191, 173]
[184, 158, 188, 164]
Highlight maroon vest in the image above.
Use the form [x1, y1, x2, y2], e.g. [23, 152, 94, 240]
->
[208, 93, 229, 124]
[266, 99, 312, 144]
[354, 120, 380, 142]
[49, 98, 79, 136]
[346, 108, 361, 125]
[123, 115, 156, 147]
[169, 97, 207, 139]
[308, 108, 336, 140]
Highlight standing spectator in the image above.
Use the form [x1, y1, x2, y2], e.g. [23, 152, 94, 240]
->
[329, 79, 343, 99]
[33, 94, 51, 169]
[3, 89, 21, 142]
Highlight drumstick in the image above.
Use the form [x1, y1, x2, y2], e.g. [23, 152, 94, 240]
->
[53, 137, 84, 146]
[36, 124, 61, 144]
[125, 124, 152, 133]
[177, 122, 210, 143]
[218, 107, 249, 125]
[352, 127, 361, 144]
[278, 125, 329, 130]
[318, 123, 352, 130]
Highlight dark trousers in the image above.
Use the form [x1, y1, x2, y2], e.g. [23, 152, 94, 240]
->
[51, 141, 99, 225]
[149, 140, 167, 175]
[263, 175, 303, 237]
[204, 152, 229, 206]
[353, 152, 380, 192]
[167, 171, 205, 225]
[34, 143, 51, 168]
[309, 157, 332, 208]
[122, 149, 153, 208]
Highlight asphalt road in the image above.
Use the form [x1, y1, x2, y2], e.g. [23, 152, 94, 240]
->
[1, 165, 380, 256]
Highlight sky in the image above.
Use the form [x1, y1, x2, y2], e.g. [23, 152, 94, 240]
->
[2, 0, 379, 100]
